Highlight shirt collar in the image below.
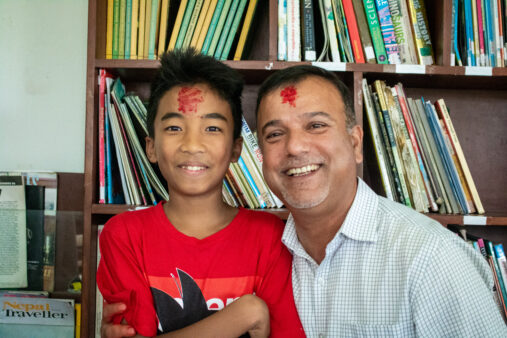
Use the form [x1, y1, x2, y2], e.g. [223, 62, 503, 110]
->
[282, 178, 380, 257]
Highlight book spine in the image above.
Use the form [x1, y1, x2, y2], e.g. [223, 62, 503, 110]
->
[221, 0, 248, 60]
[324, 0, 342, 62]
[214, 0, 241, 58]
[237, 156, 267, 208]
[125, 0, 132, 59]
[138, 0, 146, 59]
[207, 0, 233, 55]
[472, 0, 480, 65]
[183, 0, 205, 49]
[176, 0, 197, 49]
[278, 0, 288, 60]
[190, 0, 212, 48]
[105, 86, 113, 203]
[119, 0, 127, 58]
[494, 244, 507, 303]
[363, 0, 388, 63]
[148, 0, 160, 59]
[143, 0, 152, 59]
[98, 70, 106, 204]
[333, 0, 354, 62]
[388, 0, 417, 64]
[233, 0, 259, 60]
[197, 0, 219, 51]
[168, 0, 189, 51]
[352, 0, 376, 62]
[343, 0, 365, 63]
[131, 0, 139, 59]
[498, 0, 505, 66]
[112, 0, 121, 59]
[157, 0, 170, 58]
[488, 241, 507, 312]
[301, 0, 317, 61]
[222, 180, 238, 207]
[406, 0, 434, 65]
[230, 163, 259, 208]
[202, 0, 227, 54]
[287, 0, 301, 61]
[225, 169, 246, 207]
[464, 0, 474, 65]
[375, 0, 401, 64]
[106, 0, 114, 59]
[477, 0, 486, 65]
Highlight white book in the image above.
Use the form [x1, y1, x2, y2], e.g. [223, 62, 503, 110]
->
[287, 0, 301, 61]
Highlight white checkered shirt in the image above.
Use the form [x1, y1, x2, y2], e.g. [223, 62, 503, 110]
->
[282, 179, 507, 337]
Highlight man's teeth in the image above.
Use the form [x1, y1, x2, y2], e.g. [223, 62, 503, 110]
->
[286, 164, 319, 176]
[182, 166, 205, 171]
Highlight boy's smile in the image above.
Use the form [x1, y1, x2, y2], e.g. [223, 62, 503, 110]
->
[146, 83, 242, 199]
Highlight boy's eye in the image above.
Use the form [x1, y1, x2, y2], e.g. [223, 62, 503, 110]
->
[164, 126, 181, 132]
[205, 126, 222, 132]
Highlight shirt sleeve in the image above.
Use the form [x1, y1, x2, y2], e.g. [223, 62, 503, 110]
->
[96, 214, 158, 337]
[255, 218, 306, 338]
[412, 239, 507, 336]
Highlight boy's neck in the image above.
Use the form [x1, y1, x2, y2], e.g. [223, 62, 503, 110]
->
[163, 192, 238, 240]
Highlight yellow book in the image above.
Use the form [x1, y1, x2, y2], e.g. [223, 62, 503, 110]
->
[157, 0, 170, 58]
[106, 0, 114, 58]
[74, 303, 81, 338]
[233, 0, 258, 60]
[144, 0, 152, 59]
[167, 0, 189, 51]
[138, 0, 146, 59]
[190, 0, 211, 48]
[195, 0, 218, 50]
[130, 0, 139, 59]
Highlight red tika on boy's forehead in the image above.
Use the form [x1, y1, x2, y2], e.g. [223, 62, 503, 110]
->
[280, 86, 297, 107]
[177, 87, 204, 114]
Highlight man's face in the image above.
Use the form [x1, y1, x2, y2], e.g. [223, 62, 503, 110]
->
[257, 76, 363, 210]
[146, 83, 242, 198]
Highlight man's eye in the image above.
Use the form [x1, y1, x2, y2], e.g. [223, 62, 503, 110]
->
[266, 131, 282, 140]
[206, 126, 222, 132]
[309, 122, 326, 129]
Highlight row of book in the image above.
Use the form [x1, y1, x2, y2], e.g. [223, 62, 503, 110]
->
[452, 0, 507, 67]
[458, 232, 507, 320]
[0, 291, 78, 337]
[0, 172, 58, 292]
[362, 79, 484, 215]
[105, 0, 260, 61]
[98, 70, 283, 208]
[279, 0, 434, 65]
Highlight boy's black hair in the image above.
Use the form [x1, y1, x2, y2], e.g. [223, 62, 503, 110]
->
[147, 48, 244, 139]
[255, 65, 356, 129]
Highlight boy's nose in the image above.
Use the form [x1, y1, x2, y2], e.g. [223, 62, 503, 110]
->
[180, 131, 205, 153]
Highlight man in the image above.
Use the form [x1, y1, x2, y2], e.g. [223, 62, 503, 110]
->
[102, 65, 507, 337]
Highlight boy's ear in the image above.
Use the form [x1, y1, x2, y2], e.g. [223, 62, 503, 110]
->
[230, 137, 243, 163]
[145, 136, 158, 163]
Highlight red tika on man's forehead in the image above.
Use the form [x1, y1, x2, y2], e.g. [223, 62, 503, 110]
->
[178, 87, 204, 114]
[280, 86, 297, 107]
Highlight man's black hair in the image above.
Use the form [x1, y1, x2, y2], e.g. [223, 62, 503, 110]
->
[147, 48, 244, 139]
[255, 65, 356, 128]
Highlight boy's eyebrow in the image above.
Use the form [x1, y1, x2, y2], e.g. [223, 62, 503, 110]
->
[201, 112, 228, 122]
[160, 112, 183, 121]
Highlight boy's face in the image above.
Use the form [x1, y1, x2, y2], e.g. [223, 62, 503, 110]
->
[146, 83, 242, 198]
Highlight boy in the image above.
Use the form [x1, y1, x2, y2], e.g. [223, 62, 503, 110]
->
[96, 49, 304, 337]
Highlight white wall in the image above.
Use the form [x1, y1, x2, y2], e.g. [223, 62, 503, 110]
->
[0, 0, 88, 173]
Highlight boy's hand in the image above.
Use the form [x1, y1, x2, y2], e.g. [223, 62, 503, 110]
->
[242, 295, 270, 338]
[101, 302, 136, 338]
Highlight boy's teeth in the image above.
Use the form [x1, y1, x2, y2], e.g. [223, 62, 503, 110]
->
[183, 166, 205, 171]
[286, 164, 319, 176]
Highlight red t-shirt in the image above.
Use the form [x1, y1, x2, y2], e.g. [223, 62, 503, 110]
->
[97, 204, 304, 337]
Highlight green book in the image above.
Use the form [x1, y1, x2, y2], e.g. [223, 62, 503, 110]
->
[147, 0, 160, 59]
[182, 0, 205, 48]
[112, 0, 120, 59]
[125, 0, 132, 59]
[175, 0, 197, 49]
[220, 0, 248, 60]
[119, 0, 127, 58]
[207, 0, 233, 56]
[362, 0, 388, 64]
[201, 0, 226, 54]
[213, 0, 240, 58]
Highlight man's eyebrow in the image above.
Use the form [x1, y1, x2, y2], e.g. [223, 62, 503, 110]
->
[160, 112, 183, 121]
[260, 120, 282, 135]
[201, 112, 228, 122]
[302, 111, 335, 120]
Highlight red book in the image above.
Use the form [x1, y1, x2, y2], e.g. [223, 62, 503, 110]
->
[342, 0, 365, 63]
[98, 69, 107, 204]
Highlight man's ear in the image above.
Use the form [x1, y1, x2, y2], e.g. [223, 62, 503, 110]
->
[145, 136, 158, 163]
[230, 137, 243, 163]
[349, 125, 363, 164]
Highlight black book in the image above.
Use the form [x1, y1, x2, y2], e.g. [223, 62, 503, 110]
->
[25, 185, 45, 290]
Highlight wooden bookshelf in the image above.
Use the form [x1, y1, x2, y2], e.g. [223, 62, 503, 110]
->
[82, 0, 507, 336]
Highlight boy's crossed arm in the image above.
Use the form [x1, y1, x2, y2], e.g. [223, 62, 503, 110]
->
[101, 294, 269, 338]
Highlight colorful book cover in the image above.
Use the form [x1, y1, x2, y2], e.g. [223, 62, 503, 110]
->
[375, 0, 401, 64]
[207, 0, 233, 55]
[190, 0, 212, 48]
[220, 0, 248, 60]
[182, 0, 205, 48]
[278, 0, 288, 60]
[168, 0, 189, 51]
[175, 0, 197, 49]
[125, 0, 132, 59]
[233, 0, 259, 60]
[363, 0, 388, 63]
[387, 0, 418, 64]
[131, 0, 139, 59]
[106, 0, 114, 59]
[196, 0, 219, 51]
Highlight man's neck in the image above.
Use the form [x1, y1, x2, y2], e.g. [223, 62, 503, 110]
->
[289, 180, 358, 265]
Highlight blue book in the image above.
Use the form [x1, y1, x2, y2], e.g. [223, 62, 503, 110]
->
[222, 179, 237, 206]
[201, 0, 226, 54]
[237, 156, 266, 208]
[423, 100, 469, 214]
[214, 0, 240, 59]
[464, 0, 474, 66]
[486, 240, 507, 309]
[105, 98, 113, 203]
[453, 0, 463, 65]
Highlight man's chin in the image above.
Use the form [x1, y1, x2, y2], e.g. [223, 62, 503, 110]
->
[281, 191, 328, 210]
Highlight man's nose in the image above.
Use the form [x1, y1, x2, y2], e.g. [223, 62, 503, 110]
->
[285, 130, 309, 156]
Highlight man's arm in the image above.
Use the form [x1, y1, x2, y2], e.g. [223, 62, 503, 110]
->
[102, 294, 269, 338]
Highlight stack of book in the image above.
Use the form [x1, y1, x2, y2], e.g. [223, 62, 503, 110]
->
[98, 71, 283, 208]
[452, 0, 507, 67]
[279, 0, 434, 65]
[362, 79, 484, 215]
[105, 0, 260, 61]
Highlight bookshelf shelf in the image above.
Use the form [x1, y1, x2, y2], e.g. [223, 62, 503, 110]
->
[82, 0, 507, 336]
